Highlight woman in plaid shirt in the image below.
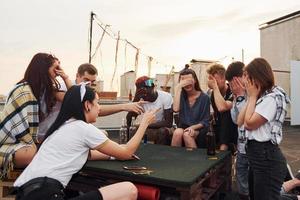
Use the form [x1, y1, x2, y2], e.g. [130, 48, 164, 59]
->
[0, 53, 71, 179]
[238, 58, 289, 200]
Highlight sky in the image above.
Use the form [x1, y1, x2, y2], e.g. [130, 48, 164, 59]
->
[0, 0, 299, 95]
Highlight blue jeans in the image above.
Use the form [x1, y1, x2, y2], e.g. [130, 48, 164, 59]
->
[247, 140, 287, 200]
[236, 152, 249, 195]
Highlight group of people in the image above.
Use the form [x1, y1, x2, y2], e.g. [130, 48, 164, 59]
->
[0, 52, 297, 200]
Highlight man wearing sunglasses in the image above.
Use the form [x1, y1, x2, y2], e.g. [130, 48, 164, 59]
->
[126, 76, 173, 145]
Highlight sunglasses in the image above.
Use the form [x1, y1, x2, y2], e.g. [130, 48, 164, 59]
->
[144, 79, 154, 87]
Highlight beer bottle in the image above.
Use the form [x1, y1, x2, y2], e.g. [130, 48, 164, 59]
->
[129, 89, 133, 101]
[129, 117, 137, 140]
[119, 118, 128, 144]
[207, 117, 216, 156]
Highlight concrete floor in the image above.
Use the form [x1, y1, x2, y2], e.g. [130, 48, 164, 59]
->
[281, 124, 300, 175]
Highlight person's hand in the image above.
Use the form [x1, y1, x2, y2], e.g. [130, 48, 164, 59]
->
[294, 177, 300, 187]
[140, 108, 160, 126]
[178, 79, 193, 88]
[207, 75, 218, 90]
[55, 66, 69, 80]
[123, 100, 148, 114]
[230, 77, 245, 97]
[245, 77, 260, 98]
[184, 127, 195, 137]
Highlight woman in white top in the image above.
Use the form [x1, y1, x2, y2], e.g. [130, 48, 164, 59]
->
[14, 84, 158, 200]
[238, 58, 290, 200]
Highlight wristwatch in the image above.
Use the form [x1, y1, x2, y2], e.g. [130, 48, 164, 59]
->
[236, 96, 245, 103]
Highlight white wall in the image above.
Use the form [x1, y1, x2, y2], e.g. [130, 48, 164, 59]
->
[260, 15, 300, 120]
[290, 60, 300, 125]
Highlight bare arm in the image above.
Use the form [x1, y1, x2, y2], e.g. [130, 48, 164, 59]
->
[208, 75, 232, 112]
[237, 102, 247, 127]
[189, 123, 204, 130]
[243, 96, 267, 130]
[55, 66, 73, 90]
[282, 179, 300, 193]
[98, 101, 145, 116]
[242, 79, 267, 130]
[89, 150, 110, 160]
[212, 85, 232, 112]
[93, 123, 147, 160]
[173, 85, 182, 112]
[173, 79, 193, 112]
[53, 67, 72, 102]
[93, 109, 158, 160]
[54, 91, 66, 102]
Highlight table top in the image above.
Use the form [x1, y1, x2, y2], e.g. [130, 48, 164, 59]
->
[83, 144, 231, 188]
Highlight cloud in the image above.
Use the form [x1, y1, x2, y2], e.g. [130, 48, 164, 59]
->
[142, 9, 242, 38]
[141, 6, 300, 38]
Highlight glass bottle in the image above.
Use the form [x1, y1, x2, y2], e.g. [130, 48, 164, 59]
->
[128, 89, 133, 101]
[119, 118, 128, 144]
[207, 116, 216, 156]
[129, 117, 137, 140]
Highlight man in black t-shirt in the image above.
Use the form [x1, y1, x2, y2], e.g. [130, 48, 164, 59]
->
[207, 63, 238, 151]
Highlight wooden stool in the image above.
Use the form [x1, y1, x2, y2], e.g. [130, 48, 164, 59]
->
[0, 169, 23, 200]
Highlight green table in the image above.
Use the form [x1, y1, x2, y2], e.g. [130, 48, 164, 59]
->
[71, 144, 232, 200]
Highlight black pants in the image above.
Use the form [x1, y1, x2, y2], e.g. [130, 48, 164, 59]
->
[247, 140, 287, 200]
[16, 177, 102, 200]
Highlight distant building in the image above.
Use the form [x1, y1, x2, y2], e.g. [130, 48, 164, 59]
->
[260, 10, 300, 121]
[189, 59, 217, 92]
[119, 59, 217, 98]
[120, 71, 136, 99]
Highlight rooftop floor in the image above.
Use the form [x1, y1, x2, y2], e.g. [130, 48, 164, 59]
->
[281, 124, 300, 174]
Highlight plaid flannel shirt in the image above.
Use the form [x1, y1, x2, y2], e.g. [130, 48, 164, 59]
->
[0, 82, 39, 179]
[256, 86, 290, 145]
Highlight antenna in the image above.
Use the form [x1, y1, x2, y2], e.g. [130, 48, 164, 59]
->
[88, 12, 95, 63]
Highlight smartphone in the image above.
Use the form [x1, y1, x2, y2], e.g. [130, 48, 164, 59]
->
[123, 166, 147, 170]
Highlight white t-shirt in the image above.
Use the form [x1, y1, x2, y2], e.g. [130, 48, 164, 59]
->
[14, 119, 108, 187]
[246, 95, 277, 142]
[142, 90, 173, 121]
[59, 80, 76, 92]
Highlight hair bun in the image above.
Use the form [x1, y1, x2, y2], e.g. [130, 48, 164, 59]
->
[184, 64, 190, 69]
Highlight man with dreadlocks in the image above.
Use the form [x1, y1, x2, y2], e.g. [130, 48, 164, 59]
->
[126, 76, 173, 145]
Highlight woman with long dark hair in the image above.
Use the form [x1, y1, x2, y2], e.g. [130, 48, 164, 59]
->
[14, 85, 157, 200]
[171, 65, 210, 148]
[238, 58, 289, 200]
[0, 53, 71, 179]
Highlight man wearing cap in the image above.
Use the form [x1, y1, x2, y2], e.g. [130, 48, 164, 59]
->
[126, 76, 173, 145]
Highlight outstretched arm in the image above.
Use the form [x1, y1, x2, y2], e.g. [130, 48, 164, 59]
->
[98, 101, 145, 116]
[93, 109, 158, 160]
